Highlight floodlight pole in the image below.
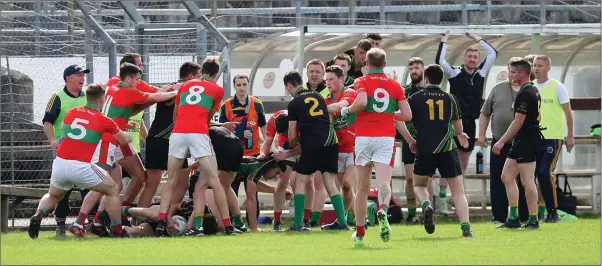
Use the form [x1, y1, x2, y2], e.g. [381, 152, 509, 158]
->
[297, 26, 306, 76]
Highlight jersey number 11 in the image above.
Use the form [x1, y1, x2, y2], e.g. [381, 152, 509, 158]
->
[426, 99, 444, 120]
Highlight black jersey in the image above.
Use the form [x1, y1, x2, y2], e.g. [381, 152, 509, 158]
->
[148, 81, 182, 139]
[408, 85, 462, 154]
[513, 82, 542, 140]
[287, 87, 337, 149]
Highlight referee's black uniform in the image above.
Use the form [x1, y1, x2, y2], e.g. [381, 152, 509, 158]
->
[145, 84, 188, 171]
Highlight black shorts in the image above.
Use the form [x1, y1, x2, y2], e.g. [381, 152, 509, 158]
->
[454, 118, 476, 152]
[215, 142, 244, 173]
[508, 137, 539, 163]
[122, 153, 143, 178]
[145, 137, 188, 170]
[414, 150, 462, 179]
[296, 145, 338, 175]
[401, 139, 416, 165]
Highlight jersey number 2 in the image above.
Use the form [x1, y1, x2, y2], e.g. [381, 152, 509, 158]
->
[304, 97, 323, 116]
[67, 118, 89, 140]
[426, 99, 444, 120]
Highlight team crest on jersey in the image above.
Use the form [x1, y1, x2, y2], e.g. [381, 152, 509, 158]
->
[331, 115, 348, 130]
[547, 147, 554, 153]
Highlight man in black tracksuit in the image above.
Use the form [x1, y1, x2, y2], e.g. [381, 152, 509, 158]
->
[435, 32, 497, 213]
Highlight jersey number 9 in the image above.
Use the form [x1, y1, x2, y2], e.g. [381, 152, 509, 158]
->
[304, 97, 324, 117]
[373, 88, 390, 113]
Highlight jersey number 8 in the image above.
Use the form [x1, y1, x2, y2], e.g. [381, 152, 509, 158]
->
[373, 88, 390, 113]
[304, 97, 324, 116]
[185, 85, 205, 105]
[67, 118, 89, 140]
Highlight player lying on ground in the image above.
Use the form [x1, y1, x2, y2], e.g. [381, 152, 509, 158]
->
[396, 64, 472, 237]
[283, 70, 349, 232]
[260, 110, 302, 231]
[341, 48, 412, 246]
[28, 84, 133, 239]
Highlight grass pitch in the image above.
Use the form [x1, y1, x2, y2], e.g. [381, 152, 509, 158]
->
[2, 218, 600, 265]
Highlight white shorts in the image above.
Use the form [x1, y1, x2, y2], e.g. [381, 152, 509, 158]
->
[338, 152, 354, 173]
[169, 133, 214, 159]
[355, 136, 395, 166]
[98, 141, 136, 166]
[50, 157, 109, 191]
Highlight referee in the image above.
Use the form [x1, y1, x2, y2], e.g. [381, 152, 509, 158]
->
[141, 62, 200, 207]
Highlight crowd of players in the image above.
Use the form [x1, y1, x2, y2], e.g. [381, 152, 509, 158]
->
[26, 32, 573, 247]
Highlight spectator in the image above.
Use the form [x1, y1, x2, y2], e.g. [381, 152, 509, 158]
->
[366, 33, 383, 48]
[304, 59, 328, 96]
[326, 39, 372, 80]
[331, 53, 355, 87]
[42, 64, 92, 236]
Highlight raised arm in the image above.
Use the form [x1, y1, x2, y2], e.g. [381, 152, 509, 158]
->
[468, 32, 498, 77]
[435, 32, 461, 79]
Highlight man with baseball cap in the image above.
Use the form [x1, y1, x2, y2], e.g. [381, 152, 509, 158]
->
[42, 64, 92, 236]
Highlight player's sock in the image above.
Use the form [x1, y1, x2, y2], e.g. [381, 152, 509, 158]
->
[538, 202, 546, 216]
[528, 212, 538, 224]
[509, 202, 518, 220]
[310, 212, 322, 224]
[356, 224, 365, 237]
[111, 220, 123, 235]
[379, 204, 389, 213]
[75, 212, 87, 225]
[295, 195, 306, 227]
[407, 198, 417, 216]
[460, 222, 471, 231]
[56, 218, 66, 228]
[231, 210, 243, 227]
[222, 218, 231, 227]
[347, 211, 355, 224]
[330, 194, 347, 225]
[121, 201, 133, 207]
[121, 206, 132, 217]
[158, 212, 167, 221]
[93, 211, 102, 225]
[303, 208, 311, 221]
[421, 200, 432, 210]
[35, 206, 47, 217]
[439, 185, 448, 201]
[193, 212, 204, 229]
[274, 211, 282, 223]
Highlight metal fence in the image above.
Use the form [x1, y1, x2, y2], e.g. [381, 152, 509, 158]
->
[0, 0, 601, 228]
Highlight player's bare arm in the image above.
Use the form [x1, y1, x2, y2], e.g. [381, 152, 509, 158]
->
[142, 91, 178, 105]
[275, 145, 301, 161]
[209, 121, 240, 131]
[492, 113, 526, 155]
[113, 130, 133, 145]
[166, 203, 182, 232]
[478, 113, 491, 148]
[562, 103, 575, 152]
[327, 98, 350, 113]
[396, 100, 412, 121]
[287, 121, 298, 148]
[260, 135, 274, 158]
[341, 91, 367, 116]
[453, 119, 469, 149]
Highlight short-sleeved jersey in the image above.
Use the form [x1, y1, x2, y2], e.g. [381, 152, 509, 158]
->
[353, 69, 405, 137]
[105, 75, 157, 93]
[266, 110, 291, 149]
[513, 82, 542, 139]
[325, 88, 357, 153]
[100, 82, 150, 144]
[57, 104, 119, 162]
[408, 85, 461, 154]
[287, 88, 338, 149]
[173, 78, 224, 134]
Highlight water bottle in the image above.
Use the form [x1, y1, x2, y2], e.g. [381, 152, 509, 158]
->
[476, 150, 484, 174]
[246, 122, 253, 149]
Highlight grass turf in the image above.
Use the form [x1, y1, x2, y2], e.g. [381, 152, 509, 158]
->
[2, 219, 600, 265]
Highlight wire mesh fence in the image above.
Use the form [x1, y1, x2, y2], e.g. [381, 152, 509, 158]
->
[0, 0, 600, 229]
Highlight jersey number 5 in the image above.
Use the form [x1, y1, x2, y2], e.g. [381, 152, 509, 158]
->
[304, 97, 324, 116]
[426, 99, 444, 120]
[67, 118, 89, 140]
[185, 86, 205, 105]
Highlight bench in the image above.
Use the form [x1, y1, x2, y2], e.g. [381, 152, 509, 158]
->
[0, 186, 82, 233]
[380, 170, 600, 210]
